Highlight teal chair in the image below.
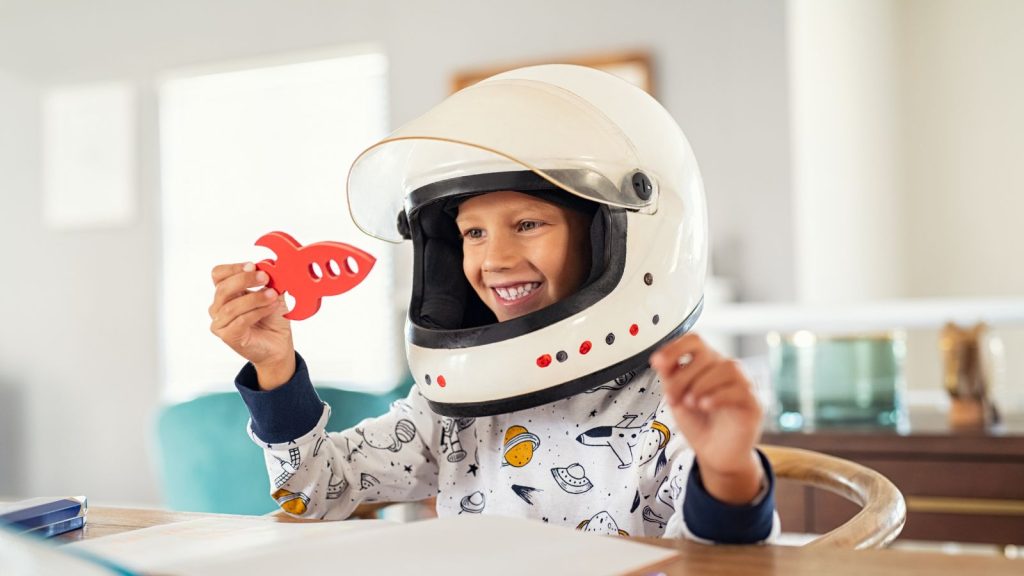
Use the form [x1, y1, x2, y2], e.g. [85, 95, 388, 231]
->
[154, 382, 411, 515]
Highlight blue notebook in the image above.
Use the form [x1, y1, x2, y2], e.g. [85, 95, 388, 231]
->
[0, 496, 87, 537]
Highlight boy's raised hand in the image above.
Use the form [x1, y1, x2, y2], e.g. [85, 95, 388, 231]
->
[209, 262, 296, 390]
[650, 334, 765, 505]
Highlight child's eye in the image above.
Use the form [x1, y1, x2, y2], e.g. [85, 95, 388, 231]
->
[517, 220, 543, 232]
[462, 228, 485, 240]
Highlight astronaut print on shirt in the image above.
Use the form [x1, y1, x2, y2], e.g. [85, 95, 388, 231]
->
[248, 368, 704, 537]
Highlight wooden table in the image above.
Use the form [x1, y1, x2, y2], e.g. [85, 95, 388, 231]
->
[58, 506, 1022, 575]
[763, 411, 1024, 545]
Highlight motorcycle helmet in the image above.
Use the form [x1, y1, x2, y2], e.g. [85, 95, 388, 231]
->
[347, 64, 707, 416]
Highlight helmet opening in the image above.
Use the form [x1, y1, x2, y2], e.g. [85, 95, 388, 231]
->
[406, 171, 627, 347]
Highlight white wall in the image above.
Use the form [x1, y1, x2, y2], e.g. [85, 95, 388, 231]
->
[901, 0, 1024, 299]
[0, 0, 793, 504]
[0, 66, 164, 503]
[0, 69, 36, 496]
[787, 0, 1024, 303]
[788, 0, 905, 304]
[899, 0, 1024, 409]
[785, 0, 1024, 408]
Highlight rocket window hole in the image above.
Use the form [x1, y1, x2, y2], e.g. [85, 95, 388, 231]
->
[345, 256, 360, 275]
[308, 262, 323, 280]
[327, 259, 342, 277]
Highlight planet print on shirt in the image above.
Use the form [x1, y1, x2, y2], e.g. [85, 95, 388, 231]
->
[502, 425, 540, 467]
[355, 418, 417, 453]
[271, 488, 310, 515]
[576, 511, 629, 536]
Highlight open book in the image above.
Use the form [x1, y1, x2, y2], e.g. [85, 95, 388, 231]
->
[68, 515, 679, 575]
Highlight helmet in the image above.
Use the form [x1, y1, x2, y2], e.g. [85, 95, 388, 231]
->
[347, 64, 707, 417]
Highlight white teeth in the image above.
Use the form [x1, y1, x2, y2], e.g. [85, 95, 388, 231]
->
[494, 282, 539, 302]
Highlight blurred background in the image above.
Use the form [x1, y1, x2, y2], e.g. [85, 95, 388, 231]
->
[1, 0, 1022, 549]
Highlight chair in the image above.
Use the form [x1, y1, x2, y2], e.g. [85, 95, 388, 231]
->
[759, 444, 906, 549]
[154, 382, 410, 516]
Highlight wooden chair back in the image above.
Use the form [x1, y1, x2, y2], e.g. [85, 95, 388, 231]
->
[760, 444, 906, 549]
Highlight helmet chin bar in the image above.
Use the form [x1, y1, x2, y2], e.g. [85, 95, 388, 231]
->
[424, 297, 704, 417]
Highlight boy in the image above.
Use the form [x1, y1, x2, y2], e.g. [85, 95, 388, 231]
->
[208, 65, 776, 542]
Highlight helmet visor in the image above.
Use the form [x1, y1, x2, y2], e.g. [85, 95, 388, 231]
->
[347, 78, 654, 242]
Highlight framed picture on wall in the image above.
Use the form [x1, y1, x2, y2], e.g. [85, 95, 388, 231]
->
[451, 51, 654, 95]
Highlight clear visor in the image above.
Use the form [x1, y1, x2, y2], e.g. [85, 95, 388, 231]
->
[347, 79, 654, 242]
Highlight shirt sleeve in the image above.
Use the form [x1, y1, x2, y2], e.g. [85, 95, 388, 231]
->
[678, 448, 779, 544]
[235, 352, 440, 520]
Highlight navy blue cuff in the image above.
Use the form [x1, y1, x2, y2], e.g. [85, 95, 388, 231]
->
[682, 448, 776, 543]
[234, 352, 324, 444]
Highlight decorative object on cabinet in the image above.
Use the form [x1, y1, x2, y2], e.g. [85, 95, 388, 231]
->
[940, 322, 1000, 429]
[768, 331, 906, 431]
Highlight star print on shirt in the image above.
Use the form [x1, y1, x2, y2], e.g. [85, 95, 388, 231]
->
[589, 410, 597, 418]
[404, 465, 413, 473]
[467, 464, 479, 476]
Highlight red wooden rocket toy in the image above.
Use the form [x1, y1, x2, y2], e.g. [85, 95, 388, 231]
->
[254, 231, 375, 321]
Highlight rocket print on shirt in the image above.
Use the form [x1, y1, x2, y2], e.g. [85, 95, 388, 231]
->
[575, 414, 645, 469]
[272, 446, 302, 488]
[577, 413, 671, 471]
[636, 419, 671, 473]
[249, 368, 775, 540]
[272, 488, 310, 515]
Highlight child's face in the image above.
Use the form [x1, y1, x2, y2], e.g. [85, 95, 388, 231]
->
[456, 191, 591, 322]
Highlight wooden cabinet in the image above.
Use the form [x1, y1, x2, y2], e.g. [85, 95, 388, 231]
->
[763, 413, 1024, 545]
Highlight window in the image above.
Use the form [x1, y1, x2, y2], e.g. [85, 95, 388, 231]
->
[159, 49, 403, 401]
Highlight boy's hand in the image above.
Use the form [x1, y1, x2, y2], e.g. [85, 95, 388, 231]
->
[209, 262, 296, 390]
[650, 333, 764, 505]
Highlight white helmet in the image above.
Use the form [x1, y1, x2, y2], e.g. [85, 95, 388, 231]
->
[347, 64, 707, 417]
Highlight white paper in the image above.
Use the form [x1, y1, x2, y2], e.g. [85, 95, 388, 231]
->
[70, 515, 678, 576]
[70, 516, 391, 572]
[0, 528, 115, 576]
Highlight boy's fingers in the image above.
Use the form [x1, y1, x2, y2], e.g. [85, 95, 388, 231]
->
[214, 303, 282, 347]
[211, 288, 278, 331]
[657, 349, 719, 404]
[213, 297, 284, 344]
[680, 361, 745, 408]
[649, 333, 717, 372]
[210, 267, 271, 317]
[211, 262, 253, 285]
[693, 383, 758, 412]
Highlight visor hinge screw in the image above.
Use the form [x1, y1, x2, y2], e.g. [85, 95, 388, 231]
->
[631, 172, 653, 201]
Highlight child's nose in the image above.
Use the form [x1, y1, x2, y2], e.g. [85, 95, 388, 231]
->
[481, 234, 519, 272]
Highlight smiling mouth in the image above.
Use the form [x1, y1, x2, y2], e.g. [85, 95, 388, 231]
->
[492, 282, 542, 303]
